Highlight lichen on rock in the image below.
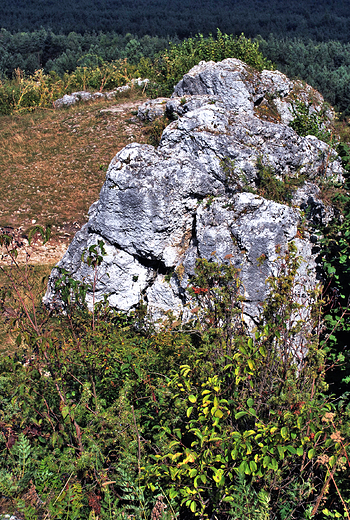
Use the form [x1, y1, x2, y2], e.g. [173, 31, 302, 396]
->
[44, 58, 344, 324]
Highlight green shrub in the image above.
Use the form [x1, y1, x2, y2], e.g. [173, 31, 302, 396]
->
[140, 30, 273, 96]
[289, 100, 333, 144]
[319, 142, 350, 399]
[144, 245, 346, 520]
[0, 221, 350, 520]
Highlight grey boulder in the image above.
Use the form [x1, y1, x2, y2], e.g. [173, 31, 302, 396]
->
[44, 58, 343, 324]
[53, 79, 150, 109]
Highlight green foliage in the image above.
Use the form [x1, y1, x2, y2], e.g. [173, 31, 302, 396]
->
[228, 471, 270, 520]
[2, 0, 350, 46]
[337, 142, 350, 171]
[319, 143, 350, 398]
[0, 29, 170, 78]
[62, 57, 139, 92]
[289, 101, 333, 143]
[0, 68, 66, 115]
[0, 58, 142, 114]
[146, 246, 341, 519]
[1, 227, 350, 519]
[187, 255, 245, 351]
[3, 27, 350, 117]
[1, 27, 350, 122]
[140, 30, 272, 97]
[256, 157, 305, 204]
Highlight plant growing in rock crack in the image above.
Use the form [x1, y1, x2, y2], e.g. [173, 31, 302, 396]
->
[289, 101, 333, 144]
[255, 156, 305, 204]
[144, 115, 170, 146]
[221, 157, 255, 194]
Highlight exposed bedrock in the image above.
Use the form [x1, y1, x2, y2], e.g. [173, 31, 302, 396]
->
[44, 58, 344, 323]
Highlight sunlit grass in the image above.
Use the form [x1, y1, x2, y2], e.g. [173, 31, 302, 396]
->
[0, 89, 149, 241]
[0, 264, 52, 356]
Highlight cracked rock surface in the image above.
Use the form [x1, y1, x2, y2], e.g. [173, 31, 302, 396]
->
[44, 58, 343, 323]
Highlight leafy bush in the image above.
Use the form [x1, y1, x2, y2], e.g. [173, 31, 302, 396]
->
[145, 246, 348, 520]
[1, 231, 350, 519]
[289, 106, 350, 405]
[139, 30, 273, 96]
[318, 143, 350, 399]
[0, 69, 65, 114]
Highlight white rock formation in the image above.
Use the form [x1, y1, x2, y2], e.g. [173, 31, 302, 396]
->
[53, 79, 149, 109]
[44, 58, 343, 323]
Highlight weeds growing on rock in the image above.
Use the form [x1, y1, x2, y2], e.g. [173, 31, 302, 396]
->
[289, 101, 333, 144]
[145, 115, 170, 146]
[256, 157, 305, 204]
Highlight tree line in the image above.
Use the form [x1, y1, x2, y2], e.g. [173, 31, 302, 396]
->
[1, 0, 350, 42]
[1, 28, 350, 116]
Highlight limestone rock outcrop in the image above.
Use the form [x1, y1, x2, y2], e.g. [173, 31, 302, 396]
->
[44, 58, 343, 323]
[53, 79, 149, 109]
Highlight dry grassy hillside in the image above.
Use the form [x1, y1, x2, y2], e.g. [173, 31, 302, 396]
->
[0, 90, 150, 264]
[0, 90, 151, 353]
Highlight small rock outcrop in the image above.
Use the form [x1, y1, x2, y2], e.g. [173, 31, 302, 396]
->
[137, 97, 169, 121]
[44, 58, 343, 323]
[53, 79, 149, 109]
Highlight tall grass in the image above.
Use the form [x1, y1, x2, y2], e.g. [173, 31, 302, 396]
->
[0, 32, 272, 114]
[0, 59, 139, 115]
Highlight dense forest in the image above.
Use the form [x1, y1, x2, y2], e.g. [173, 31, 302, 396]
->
[1, 28, 350, 116]
[0, 29, 171, 76]
[1, 0, 350, 41]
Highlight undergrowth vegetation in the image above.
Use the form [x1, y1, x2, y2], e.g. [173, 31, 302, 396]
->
[319, 143, 350, 399]
[0, 223, 350, 519]
[287, 100, 350, 404]
[0, 31, 272, 115]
